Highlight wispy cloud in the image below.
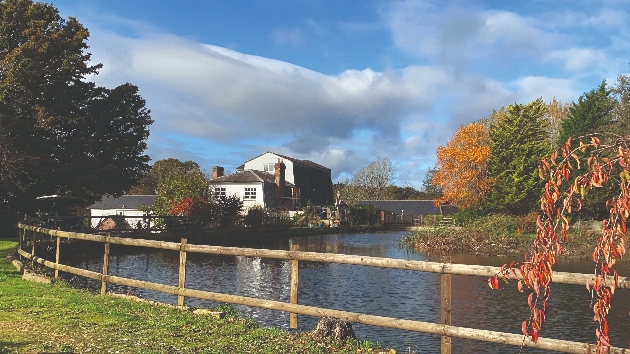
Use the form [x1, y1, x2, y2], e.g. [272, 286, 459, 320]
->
[271, 27, 306, 48]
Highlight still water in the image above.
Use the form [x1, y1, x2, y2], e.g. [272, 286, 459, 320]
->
[66, 231, 630, 353]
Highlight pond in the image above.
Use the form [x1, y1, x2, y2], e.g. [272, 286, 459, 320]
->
[65, 231, 630, 353]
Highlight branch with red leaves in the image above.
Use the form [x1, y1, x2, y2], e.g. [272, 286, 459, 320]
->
[488, 133, 628, 353]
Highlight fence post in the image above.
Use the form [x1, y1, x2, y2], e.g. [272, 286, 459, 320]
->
[55, 227, 61, 279]
[441, 254, 452, 354]
[178, 238, 187, 307]
[31, 229, 36, 269]
[18, 220, 23, 260]
[101, 232, 110, 296]
[289, 244, 299, 329]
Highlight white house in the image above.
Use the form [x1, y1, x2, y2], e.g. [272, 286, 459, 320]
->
[234, 152, 334, 206]
[208, 168, 293, 211]
[88, 195, 157, 230]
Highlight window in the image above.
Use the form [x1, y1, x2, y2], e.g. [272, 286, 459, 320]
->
[244, 187, 256, 200]
[214, 187, 226, 198]
[263, 163, 275, 172]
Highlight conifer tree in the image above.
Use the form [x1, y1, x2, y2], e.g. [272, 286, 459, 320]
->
[556, 80, 614, 146]
[487, 99, 551, 214]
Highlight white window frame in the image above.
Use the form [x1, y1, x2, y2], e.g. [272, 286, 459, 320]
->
[263, 163, 275, 172]
[214, 187, 226, 198]
[244, 187, 256, 200]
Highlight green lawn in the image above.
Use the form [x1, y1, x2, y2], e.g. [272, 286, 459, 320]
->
[0, 240, 384, 354]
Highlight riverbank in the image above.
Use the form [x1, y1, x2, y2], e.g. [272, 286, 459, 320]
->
[0, 240, 389, 354]
[401, 226, 606, 259]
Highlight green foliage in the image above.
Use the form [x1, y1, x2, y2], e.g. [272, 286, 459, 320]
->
[152, 168, 209, 216]
[553, 82, 618, 218]
[421, 167, 442, 195]
[244, 205, 268, 228]
[129, 158, 201, 195]
[486, 99, 552, 214]
[348, 204, 381, 225]
[556, 80, 614, 147]
[451, 208, 484, 226]
[383, 185, 434, 200]
[609, 73, 630, 133]
[215, 195, 244, 217]
[0, 0, 152, 228]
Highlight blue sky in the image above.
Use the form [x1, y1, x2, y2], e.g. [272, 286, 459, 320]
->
[51, 0, 630, 187]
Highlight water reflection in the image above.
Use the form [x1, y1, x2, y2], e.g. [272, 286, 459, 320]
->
[65, 231, 630, 353]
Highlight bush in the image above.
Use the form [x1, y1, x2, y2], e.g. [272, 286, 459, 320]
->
[467, 214, 517, 238]
[348, 204, 384, 225]
[452, 208, 485, 226]
[244, 205, 267, 228]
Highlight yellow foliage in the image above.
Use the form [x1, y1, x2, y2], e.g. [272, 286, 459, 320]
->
[432, 122, 493, 209]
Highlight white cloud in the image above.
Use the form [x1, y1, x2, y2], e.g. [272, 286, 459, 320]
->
[545, 48, 607, 72]
[77, 0, 629, 187]
[271, 27, 306, 48]
[86, 29, 460, 182]
[510, 76, 577, 103]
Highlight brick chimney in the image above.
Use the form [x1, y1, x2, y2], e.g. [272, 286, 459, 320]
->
[274, 159, 286, 207]
[212, 166, 224, 179]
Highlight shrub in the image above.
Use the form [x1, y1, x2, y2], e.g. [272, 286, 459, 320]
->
[451, 208, 485, 226]
[245, 205, 267, 228]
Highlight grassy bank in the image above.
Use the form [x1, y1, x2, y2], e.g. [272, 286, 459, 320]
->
[0, 240, 384, 354]
[401, 214, 603, 258]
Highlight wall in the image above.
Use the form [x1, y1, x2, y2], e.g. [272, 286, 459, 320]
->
[292, 164, 334, 206]
[243, 153, 296, 184]
[211, 182, 266, 211]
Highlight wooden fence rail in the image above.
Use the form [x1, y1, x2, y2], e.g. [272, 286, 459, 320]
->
[16, 223, 630, 354]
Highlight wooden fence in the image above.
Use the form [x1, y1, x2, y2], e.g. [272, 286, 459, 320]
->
[16, 223, 630, 354]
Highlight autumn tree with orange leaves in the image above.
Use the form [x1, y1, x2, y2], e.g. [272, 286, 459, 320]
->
[432, 122, 493, 209]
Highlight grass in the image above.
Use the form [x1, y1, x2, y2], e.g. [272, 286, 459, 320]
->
[0, 239, 385, 354]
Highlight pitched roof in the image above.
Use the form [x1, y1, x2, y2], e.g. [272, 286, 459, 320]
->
[244, 151, 329, 170]
[89, 195, 158, 210]
[209, 170, 294, 186]
[357, 200, 458, 216]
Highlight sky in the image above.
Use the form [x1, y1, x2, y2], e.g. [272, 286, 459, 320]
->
[51, 0, 630, 188]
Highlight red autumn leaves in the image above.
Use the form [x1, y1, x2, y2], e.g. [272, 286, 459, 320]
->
[491, 133, 628, 352]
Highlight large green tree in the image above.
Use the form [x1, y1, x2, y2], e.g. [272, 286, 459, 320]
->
[555, 81, 616, 218]
[128, 158, 201, 195]
[0, 0, 152, 228]
[609, 73, 630, 133]
[556, 80, 614, 146]
[152, 171, 210, 216]
[486, 99, 551, 214]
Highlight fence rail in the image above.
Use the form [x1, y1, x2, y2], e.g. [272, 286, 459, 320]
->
[16, 223, 630, 354]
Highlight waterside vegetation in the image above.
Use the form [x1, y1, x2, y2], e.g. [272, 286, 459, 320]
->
[401, 213, 602, 258]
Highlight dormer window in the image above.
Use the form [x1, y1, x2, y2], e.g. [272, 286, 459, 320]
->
[263, 163, 274, 172]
